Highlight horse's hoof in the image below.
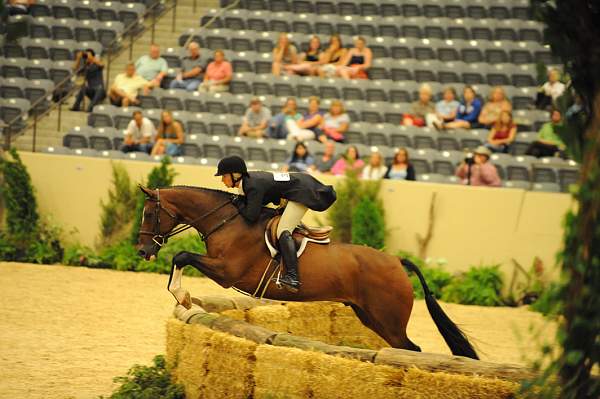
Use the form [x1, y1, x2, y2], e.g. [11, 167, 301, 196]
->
[172, 288, 192, 310]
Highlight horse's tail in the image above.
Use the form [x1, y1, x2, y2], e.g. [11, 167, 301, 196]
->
[400, 258, 479, 360]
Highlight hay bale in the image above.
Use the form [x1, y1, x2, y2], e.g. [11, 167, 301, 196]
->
[247, 304, 291, 332]
[220, 309, 246, 320]
[330, 306, 389, 349]
[401, 367, 518, 399]
[211, 316, 277, 344]
[285, 302, 336, 342]
[165, 319, 186, 369]
[271, 333, 376, 362]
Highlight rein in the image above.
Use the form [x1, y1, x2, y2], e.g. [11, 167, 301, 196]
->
[139, 189, 239, 246]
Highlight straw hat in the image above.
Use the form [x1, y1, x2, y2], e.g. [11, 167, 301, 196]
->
[474, 146, 492, 158]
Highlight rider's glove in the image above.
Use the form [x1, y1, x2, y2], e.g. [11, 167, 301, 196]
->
[231, 195, 245, 208]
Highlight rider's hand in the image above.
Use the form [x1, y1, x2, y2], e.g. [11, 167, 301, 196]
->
[231, 195, 244, 208]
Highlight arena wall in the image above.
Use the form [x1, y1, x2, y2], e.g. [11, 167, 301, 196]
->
[20, 152, 571, 276]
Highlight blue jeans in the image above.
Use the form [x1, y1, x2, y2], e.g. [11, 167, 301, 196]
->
[169, 79, 202, 91]
[121, 142, 153, 154]
[267, 114, 289, 139]
[165, 143, 181, 156]
[484, 143, 509, 153]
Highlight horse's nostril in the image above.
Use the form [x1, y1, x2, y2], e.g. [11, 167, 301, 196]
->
[138, 250, 146, 257]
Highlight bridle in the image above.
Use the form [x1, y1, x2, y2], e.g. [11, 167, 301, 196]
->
[138, 189, 239, 247]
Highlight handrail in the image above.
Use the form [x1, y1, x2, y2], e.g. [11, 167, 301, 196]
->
[183, 0, 241, 49]
[1, 0, 180, 151]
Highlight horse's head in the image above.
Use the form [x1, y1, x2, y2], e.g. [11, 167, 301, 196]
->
[136, 186, 180, 260]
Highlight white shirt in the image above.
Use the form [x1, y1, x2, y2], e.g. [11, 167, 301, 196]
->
[542, 81, 565, 100]
[362, 165, 387, 180]
[126, 118, 156, 141]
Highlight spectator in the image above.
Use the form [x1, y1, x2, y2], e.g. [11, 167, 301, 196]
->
[317, 35, 347, 78]
[108, 63, 149, 107]
[268, 97, 302, 139]
[70, 49, 105, 112]
[321, 100, 350, 143]
[484, 110, 517, 153]
[169, 42, 204, 91]
[272, 33, 299, 76]
[135, 44, 168, 92]
[238, 97, 272, 138]
[362, 152, 387, 180]
[403, 83, 435, 127]
[331, 145, 364, 176]
[284, 35, 321, 76]
[455, 146, 501, 187]
[335, 36, 372, 80]
[384, 148, 416, 181]
[526, 108, 566, 158]
[121, 110, 156, 154]
[198, 49, 232, 93]
[310, 141, 336, 173]
[151, 110, 185, 156]
[478, 86, 512, 128]
[286, 96, 324, 141]
[283, 142, 314, 172]
[7, 0, 34, 15]
[536, 68, 566, 110]
[428, 86, 459, 128]
[442, 86, 483, 130]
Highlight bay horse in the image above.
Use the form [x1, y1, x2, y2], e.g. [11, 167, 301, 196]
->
[136, 185, 478, 359]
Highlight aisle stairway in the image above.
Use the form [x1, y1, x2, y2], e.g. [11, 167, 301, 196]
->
[14, 0, 218, 151]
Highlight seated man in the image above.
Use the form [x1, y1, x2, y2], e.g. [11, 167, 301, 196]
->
[198, 49, 232, 93]
[108, 63, 149, 107]
[526, 107, 566, 158]
[169, 41, 203, 91]
[135, 44, 168, 92]
[455, 146, 501, 187]
[238, 97, 272, 138]
[121, 110, 156, 153]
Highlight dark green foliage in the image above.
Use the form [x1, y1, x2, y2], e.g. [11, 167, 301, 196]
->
[0, 149, 63, 263]
[130, 157, 177, 244]
[64, 234, 204, 276]
[99, 163, 138, 246]
[351, 196, 385, 249]
[410, 266, 453, 300]
[529, 282, 562, 316]
[327, 171, 385, 248]
[102, 355, 185, 399]
[441, 265, 504, 307]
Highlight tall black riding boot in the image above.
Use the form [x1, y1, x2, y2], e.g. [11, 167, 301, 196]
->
[277, 230, 301, 292]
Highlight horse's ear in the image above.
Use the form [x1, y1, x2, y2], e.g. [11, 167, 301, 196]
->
[139, 185, 155, 198]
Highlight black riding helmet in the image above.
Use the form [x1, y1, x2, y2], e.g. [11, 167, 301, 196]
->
[215, 155, 249, 177]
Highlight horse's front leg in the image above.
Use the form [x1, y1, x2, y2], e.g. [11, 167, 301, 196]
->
[168, 251, 225, 309]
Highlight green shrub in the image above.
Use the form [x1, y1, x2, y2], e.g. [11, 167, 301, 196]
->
[99, 163, 138, 247]
[102, 355, 184, 399]
[530, 282, 562, 316]
[351, 196, 385, 249]
[442, 265, 504, 306]
[0, 149, 63, 263]
[410, 266, 453, 300]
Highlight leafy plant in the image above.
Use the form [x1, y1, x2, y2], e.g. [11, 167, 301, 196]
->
[101, 355, 185, 399]
[130, 157, 177, 244]
[351, 195, 385, 249]
[529, 282, 562, 316]
[441, 265, 504, 306]
[99, 163, 138, 247]
[411, 266, 453, 300]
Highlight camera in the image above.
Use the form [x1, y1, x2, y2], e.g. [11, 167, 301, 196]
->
[464, 154, 475, 165]
[82, 52, 88, 60]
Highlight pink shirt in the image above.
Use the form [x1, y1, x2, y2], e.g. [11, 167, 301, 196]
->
[205, 60, 232, 81]
[331, 158, 365, 176]
[455, 162, 501, 187]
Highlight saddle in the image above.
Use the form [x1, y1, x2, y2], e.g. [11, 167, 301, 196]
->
[264, 215, 332, 258]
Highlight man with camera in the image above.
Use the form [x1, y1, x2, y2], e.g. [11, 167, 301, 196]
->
[455, 146, 501, 187]
[70, 49, 105, 113]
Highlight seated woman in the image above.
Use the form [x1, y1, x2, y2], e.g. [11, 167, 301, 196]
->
[526, 107, 566, 158]
[536, 68, 565, 110]
[272, 33, 299, 76]
[442, 86, 483, 130]
[283, 142, 314, 172]
[362, 152, 387, 180]
[320, 100, 350, 143]
[335, 36, 372, 80]
[384, 148, 416, 181]
[484, 110, 517, 153]
[286, 96, 324, 141]
[478, 86, 512, 128]
[403, 83, 435, 127]
[331, 146, 364, 176]
[151, 110, 185, 156]
[317, 35, 347, 78]
[310, 141, 337, 174]
[268, 97, 302, 139]
[428, 86, 459, 128]
[284, 36, 322, 76]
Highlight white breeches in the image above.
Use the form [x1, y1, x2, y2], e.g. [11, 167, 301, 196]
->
[285, 120, 316, 141]
[277, 201, 308, 238]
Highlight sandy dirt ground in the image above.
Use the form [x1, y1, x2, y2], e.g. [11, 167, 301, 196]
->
[0, 262, 557, 399]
